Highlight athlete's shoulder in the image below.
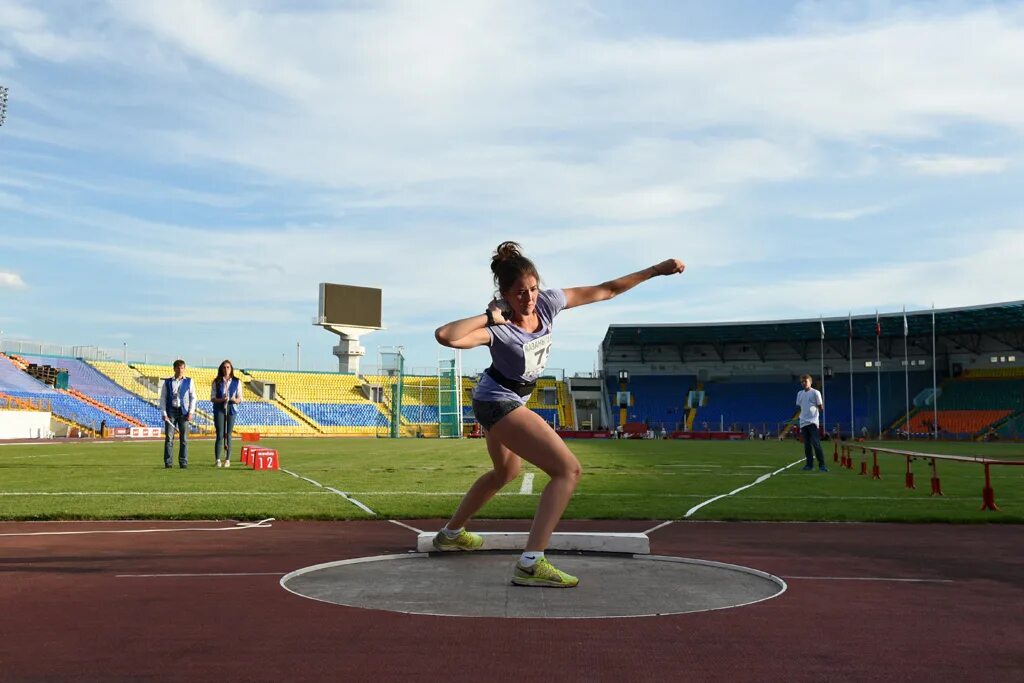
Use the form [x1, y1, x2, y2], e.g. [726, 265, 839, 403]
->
[539, 288, 567, 315]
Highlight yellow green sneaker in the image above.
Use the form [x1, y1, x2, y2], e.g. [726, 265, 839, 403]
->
[511, 557, 579, 588]
[432, 529, 484, 552]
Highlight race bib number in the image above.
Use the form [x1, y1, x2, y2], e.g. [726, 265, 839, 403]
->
[522, 334, 553, 380]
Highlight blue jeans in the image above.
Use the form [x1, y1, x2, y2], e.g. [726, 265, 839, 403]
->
[801, 424, 824, 466]
[164, 408, 189, 467]
[214, 410, 236, 462]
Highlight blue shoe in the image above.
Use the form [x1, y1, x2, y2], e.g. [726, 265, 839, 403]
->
[801, 464, 814, 471]
[819, 465, 828, 472]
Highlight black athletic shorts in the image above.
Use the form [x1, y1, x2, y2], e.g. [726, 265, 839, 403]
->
[472, 399, 523, 431]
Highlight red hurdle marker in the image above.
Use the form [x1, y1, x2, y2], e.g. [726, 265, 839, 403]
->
[241, 445, 252, 465]
[251, 448, 279, 470]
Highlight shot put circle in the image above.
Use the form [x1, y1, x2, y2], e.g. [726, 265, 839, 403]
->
[280, 553, 786, 619]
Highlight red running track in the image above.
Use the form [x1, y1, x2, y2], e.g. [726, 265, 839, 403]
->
[0, 519, 1021, 682]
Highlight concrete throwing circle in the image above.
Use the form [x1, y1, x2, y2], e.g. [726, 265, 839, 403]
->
[280, 553, 786, 619]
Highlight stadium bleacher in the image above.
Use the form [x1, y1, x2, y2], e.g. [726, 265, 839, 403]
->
[246, 369, 382, 434]
[694, 379, 793, 431]
[606, 375, 693, 430]
[15, 355, 162, 427]
[0, 355, 133, 432]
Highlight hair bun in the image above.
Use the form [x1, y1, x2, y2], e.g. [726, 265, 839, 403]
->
[489, 241, 539, 292]
[491, 241, 522, 274]
[495, 241, 521, 260]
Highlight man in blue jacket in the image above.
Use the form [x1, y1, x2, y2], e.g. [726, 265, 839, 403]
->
[158, 359, 197, 468]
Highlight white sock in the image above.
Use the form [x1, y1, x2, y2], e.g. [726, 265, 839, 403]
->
[441, 526, 463, 539]
[519, 551, 544, 567]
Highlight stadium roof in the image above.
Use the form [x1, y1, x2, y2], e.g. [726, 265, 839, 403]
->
[602, 300, 1024, 354]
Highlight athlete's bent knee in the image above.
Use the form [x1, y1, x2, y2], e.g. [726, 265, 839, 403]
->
[494, 462, 522, 486]
[553, 457, 582, 485]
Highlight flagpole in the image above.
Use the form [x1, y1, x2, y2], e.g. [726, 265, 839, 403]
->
[820, 316, 826, 433]
[876, 310, 882, 440]
[849, 312, 854, 441]
[932, 304, 938, 441]
[904, 306, 910, 441]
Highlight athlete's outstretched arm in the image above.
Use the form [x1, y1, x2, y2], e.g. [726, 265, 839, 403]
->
[564, 258, 684, 310]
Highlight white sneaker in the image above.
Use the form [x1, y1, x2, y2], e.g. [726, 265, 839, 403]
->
[216, 460, 223, 468]
[223, 460, 230, 468]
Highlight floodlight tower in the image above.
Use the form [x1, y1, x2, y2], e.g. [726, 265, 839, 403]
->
[0, 85, 9, 127]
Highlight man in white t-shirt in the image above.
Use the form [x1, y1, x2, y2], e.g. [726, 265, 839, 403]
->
[796, 374, 827, 472]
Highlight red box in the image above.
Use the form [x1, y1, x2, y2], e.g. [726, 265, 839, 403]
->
[241, 445, 252, 465]
[251, 448, 278, 470]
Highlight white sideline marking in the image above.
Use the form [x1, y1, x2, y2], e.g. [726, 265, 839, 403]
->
[684, 458, 805, 518]
[643, 520, 675, 535]
[783, 576, 954, 583]
[387, 519, 423, 534]
[281, 468, 377, 516]
[117, 572, 286, 578]
[325, 487, 377, 515]
[519, 472, 535, 495]
[0, 518, 274, 538]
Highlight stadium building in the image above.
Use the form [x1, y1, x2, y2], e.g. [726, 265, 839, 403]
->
[1, 301, 1022, 442]
[597, 301, 1024, 440]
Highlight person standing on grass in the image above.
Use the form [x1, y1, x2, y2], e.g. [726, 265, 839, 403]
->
[211, 359, 243, 468]
[158, 359, 196, 469]
[796, 374, 827, 472]
[433, 241, 685, 588]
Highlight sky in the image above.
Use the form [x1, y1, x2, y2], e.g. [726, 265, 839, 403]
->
[2, 0, 1024, 376]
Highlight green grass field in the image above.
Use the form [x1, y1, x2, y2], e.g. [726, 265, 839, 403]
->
[1, 438, 1022, 522]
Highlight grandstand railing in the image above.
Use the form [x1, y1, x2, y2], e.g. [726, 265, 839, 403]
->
[0, 393, 51, 412]
[834, 442, 1024, 511]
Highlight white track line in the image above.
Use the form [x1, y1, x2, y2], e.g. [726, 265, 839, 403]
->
[324, 487, 377, 515]
[643, 520, 674, 535]
[280, 468, 377, 516]
[783, 576, 954, 583]
[0, 518, 274, 538]
[519, 472, 535, 495]
[387, 519, 424, 534]
[685, 458, 805, 518]
[284, 468, 421, 533]
[117, 572, 286, 578]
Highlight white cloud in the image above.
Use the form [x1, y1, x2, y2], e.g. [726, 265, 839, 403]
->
[60, 3, 1019, 222]
[799, 204, 889, 221]
[902, 154, 1010, 176]
[0, 270, 26, 289]
[5, 2, 1024, 372]
[0, 0, 104, 62]
[681, 229, 1024, 322]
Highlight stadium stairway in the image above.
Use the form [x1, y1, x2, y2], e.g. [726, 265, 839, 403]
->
[272, 396, 324, 433]
[3, 353, 29, 371]
[995, 409, 1024, 439]
[684, 380, 702, 431]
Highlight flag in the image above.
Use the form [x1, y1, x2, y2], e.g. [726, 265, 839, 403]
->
[820, 317, 825, 340]
[903, 307, 908, 337]
[875, 310, 881, 337]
